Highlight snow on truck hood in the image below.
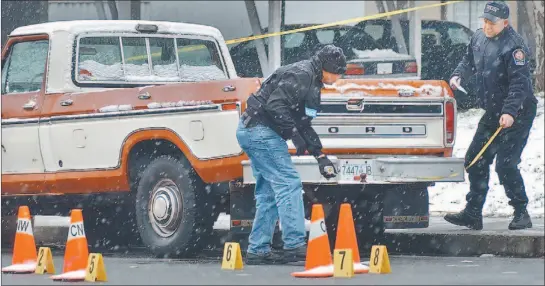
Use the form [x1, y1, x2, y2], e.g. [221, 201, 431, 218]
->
[350, 48, 415, 61]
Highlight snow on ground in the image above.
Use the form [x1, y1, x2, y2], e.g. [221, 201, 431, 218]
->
[429, 93, 545, 218]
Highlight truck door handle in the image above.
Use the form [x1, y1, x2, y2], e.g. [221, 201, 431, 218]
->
[138, 92, 151, 100]
[60, 99, 73, 106]
[23, 101, 36, 110]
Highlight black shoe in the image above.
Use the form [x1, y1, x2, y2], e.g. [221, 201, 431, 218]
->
[284, 245, 307, 263]
[245, 251, 285, 265]
[508, 209, 532, 230]
[444, 210, 483, 230]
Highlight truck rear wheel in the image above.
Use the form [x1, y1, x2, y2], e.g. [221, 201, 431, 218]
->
[135, 155, 215, 258]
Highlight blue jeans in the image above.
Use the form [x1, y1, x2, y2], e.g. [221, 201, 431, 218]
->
[236, 119, 307, 255]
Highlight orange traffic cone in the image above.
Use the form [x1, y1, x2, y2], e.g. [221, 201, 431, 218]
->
[334, 203, 369, 274]
[291, 204, 334, 278]
[50, 209, 89, 281]
[1, 206, 38, 274]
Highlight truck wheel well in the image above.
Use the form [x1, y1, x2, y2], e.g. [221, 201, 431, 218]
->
[127, 139, 185, 192]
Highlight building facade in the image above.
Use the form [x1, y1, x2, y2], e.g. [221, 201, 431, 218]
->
[46, 1, 519, 42]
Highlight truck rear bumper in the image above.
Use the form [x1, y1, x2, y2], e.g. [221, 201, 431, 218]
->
[242, 155, 465, 184]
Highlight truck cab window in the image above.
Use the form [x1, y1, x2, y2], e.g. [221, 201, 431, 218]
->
[148, 37, 178, 81]
[1, 40, 49, 94]
[176, 38, 227, 81]
[122, 37, 150, 80]
[78, 36, 122, 81]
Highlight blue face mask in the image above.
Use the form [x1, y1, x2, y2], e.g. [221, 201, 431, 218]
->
[305, 107, 318, 118]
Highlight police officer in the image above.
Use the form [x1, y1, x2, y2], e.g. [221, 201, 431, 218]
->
[445, 1, 537, 230]
[236, 45, 346, 264]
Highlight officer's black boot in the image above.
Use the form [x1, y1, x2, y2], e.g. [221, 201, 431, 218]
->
[444, 209, 483, 230]
[508, 209, 532, 230]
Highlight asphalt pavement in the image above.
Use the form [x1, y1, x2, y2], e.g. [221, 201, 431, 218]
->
[2, 253, 544, 285]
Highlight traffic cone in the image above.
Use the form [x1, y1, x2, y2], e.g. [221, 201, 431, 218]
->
[50, 209, 89, 281]
[291, 204, 334, 278]
[1, 206, 38, 274]
[334, 203, 369, 274]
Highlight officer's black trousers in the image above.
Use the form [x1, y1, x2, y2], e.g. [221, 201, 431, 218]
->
[464, 101, 537, 215]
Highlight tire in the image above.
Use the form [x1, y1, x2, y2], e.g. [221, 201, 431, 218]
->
[135, 155, 215, 258]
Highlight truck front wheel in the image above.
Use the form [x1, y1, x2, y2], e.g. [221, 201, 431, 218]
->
[135, 155, 215, 258]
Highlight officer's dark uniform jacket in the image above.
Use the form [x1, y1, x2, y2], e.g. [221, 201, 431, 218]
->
[242, 56, 324, 156]
[452, 25, 537, 120]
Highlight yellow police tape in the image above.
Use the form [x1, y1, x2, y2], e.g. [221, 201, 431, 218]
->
[125, 0, 462, 63]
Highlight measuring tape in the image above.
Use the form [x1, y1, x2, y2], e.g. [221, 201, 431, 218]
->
[465, 126, 503, 170]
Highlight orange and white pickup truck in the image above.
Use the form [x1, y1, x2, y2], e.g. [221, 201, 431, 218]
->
[1, 20, 465, 257]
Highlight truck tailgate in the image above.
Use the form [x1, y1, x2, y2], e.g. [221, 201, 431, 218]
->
[242, 155, 465, 184]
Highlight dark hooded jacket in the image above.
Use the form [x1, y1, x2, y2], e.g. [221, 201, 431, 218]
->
[244, 55, 325, 156]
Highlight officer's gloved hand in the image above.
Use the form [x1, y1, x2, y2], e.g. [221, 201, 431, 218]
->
[316, 155, 337, 179]
[291, 129, 307, 156]
[449, 76, 461, 90]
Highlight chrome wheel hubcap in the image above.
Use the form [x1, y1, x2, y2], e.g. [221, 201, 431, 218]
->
[148, 179, 182, 237]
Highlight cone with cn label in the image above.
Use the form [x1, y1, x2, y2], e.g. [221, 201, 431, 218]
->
[291, 204, 334, 278]
[51, 209, 89, 281]
[1, 206, 38, 274]
[334, 203, 369, 274]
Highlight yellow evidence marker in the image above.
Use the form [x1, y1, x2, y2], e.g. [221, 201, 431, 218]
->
[84, 253, 107, 282]
[369, 245, 391, 274]
[221, 242, 243, 270]
[334, 249, 354, 278]
[35, 247, 56, 274]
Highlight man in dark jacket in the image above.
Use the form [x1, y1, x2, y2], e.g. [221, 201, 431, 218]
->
[236, 45, 346, 264]
[445, 1, 537, 230]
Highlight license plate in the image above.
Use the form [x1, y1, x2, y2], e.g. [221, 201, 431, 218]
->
[377, 63, 392, 74]
[339, 163, 370, 181]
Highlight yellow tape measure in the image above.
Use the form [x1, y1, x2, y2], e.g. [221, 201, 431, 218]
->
[465, 126, 503, 170]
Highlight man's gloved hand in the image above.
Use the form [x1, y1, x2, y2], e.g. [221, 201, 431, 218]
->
[316, 155, 337, 179]
[291, 129, 308, 155]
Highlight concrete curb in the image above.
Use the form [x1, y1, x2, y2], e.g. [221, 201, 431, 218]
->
[382, 216, 545, 258]
[383, 232, 545, 258]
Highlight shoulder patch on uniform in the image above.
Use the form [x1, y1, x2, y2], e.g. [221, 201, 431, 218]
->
[512, 48, 526, 66]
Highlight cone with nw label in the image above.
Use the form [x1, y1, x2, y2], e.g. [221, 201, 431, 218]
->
[51, 209, 89, 281]
[291, 204, 334, 278]
[1, 206, 38, 274]
[335, 203, 369, 274]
